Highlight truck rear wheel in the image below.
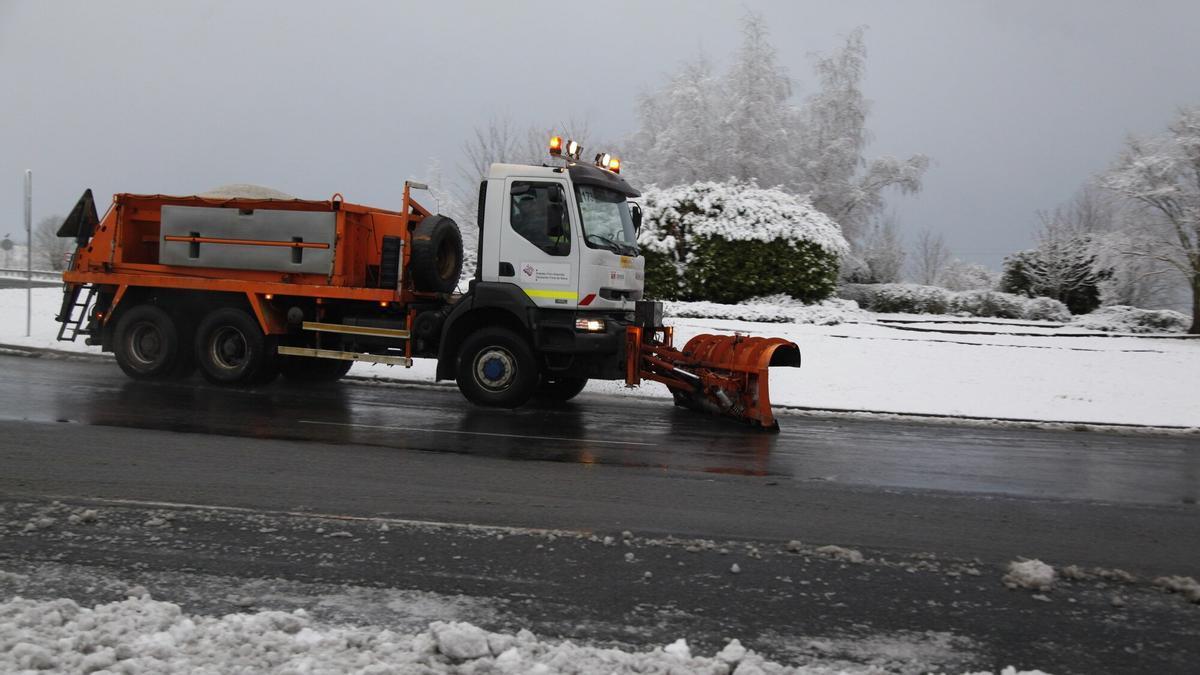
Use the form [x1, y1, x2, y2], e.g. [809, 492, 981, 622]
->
[535, 375, 588, 402]
[456, 326, 538, 408]
[410, 215, 463, 294]
[195, 308, 274, 386]
[279, 356, 353, 383]
[113, 304, 182, 380]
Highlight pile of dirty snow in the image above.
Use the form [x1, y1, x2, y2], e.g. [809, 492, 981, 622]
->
[1153, 575, 1200, 603]
[1002, 559, 1056, 591]
[0, 595, 1049, 674]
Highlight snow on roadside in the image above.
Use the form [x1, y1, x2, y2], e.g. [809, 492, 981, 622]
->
[664, 297, 863, 325]
[4, 287, 1198, 427]
[0, 594, 1049, 675]
[1152, 576, 1200, 603]
[1002, 560, 1056, 592]
[1069, 305, 1190, 334]
[815, 545, 866, 564]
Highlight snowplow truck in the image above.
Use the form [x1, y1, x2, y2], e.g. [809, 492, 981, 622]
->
[54, 137, 801, 429]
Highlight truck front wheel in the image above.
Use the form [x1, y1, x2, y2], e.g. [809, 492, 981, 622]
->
[195, 308, 275, 386]
[456, 327, 538, 408]
[113, 304, 182, 380]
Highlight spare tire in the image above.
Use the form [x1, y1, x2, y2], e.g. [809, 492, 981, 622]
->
[410, 215, 463, 293]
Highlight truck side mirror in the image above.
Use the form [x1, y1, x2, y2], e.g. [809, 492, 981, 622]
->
[630, 202, 643, 234]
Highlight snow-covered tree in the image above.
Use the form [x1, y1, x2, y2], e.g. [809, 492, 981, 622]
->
[1000, 209, 1104, 314]
[628, 18, 927, 246]
[1002, 185, 1172, 310]
[940, 259, 997, 292]
[788, 28, 929, 242]
[719, 14, 793, 186]
[1091, 228, 1178, 308]
[844, 213, 905, 283]
[1100, 105, 1200, 332]
[630, 54, 720, 186]
[33, 215, 70, 271]
[911, 228, 949, 286]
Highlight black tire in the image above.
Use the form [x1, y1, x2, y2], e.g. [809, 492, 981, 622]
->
[455, 326, 539, 408]
[536, 375, 588, 402]
[279, 356, 353, 383]
[112, 304, 182, 380]
[410, 214, 463, 293]
[194, 307, 272, 385]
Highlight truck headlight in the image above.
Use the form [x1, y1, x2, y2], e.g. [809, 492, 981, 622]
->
[574, 318, 606, 332]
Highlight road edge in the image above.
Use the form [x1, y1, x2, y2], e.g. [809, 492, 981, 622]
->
[2, 342, 1194, 436]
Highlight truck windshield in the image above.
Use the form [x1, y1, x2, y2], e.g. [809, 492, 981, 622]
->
[575, 184, 638, 256]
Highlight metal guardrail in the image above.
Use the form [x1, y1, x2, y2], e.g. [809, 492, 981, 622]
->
[0, 268, 60, 282]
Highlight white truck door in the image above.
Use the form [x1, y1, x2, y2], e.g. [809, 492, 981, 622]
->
[498, 177, 580, 309]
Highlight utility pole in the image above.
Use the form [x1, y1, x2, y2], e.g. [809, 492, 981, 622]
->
[25, 170, 32, 337]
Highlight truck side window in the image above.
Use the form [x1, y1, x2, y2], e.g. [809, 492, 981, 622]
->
[509, 181, 570, 256]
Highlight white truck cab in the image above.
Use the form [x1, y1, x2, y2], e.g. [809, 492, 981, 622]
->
[478, 162, 644, 312]
[433, 142, 650, 407]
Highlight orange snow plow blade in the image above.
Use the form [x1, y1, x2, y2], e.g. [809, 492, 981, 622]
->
[625, 326, 801, 431]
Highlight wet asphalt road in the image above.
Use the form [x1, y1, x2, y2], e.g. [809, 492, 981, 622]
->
[0, 354, 1197, 574]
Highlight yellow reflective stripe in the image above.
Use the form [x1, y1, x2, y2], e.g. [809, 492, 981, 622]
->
[524, 289, 579, 300]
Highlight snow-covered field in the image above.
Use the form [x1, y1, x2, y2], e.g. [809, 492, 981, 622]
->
[2, 288, 1197, 428]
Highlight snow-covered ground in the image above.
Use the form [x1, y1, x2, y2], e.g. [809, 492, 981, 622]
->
[2, 288, 1197, 428]
[0, 591, 1047, 675]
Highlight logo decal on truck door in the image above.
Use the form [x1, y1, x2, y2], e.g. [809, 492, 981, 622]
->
[519, 262, 571, 285]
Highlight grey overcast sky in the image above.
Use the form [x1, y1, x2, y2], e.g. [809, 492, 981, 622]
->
[3, 0, 1199, 269]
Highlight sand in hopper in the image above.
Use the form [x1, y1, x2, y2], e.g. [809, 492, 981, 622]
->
[198, 184, 296, 200]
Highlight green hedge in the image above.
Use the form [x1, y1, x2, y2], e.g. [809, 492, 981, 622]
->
[644, 238, 839, 304]
[638, 181, 847, 304]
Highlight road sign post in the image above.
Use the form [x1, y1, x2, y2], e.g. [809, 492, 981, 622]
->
[25, 170, 32, 337]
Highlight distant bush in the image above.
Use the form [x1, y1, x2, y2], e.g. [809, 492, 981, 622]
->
[639, 181, 848, 304]
[1070, 305, 1189, 334]
[839, 283, 949, 314]
[1023, 297, 1074, 322]
[840, 283, 1072, 321]
[1000, 247, 1104, 315]
[948, 290, 1027, 320]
